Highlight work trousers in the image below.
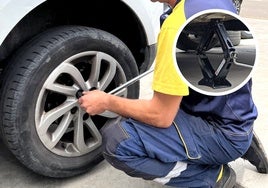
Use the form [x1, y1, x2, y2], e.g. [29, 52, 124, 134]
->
[101, 110, 253, 188]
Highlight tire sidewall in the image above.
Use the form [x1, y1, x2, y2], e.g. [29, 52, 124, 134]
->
[1, 26, 139, 176]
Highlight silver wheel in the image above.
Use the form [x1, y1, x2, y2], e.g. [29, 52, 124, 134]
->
[1, 26, 139, 177]
[232, 0, 243, 14]
[35, 51, 127, 157]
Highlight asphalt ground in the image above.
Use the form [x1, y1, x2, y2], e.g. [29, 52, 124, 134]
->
[0, 1, 267, 187]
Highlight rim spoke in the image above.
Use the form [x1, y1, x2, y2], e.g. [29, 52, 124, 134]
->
[47, 112, 74, 150]
[46, 83, 77, 96]
[84, 118, 102, 147]
[73, 110, 102, 153]
[89, 54, 101, 87]
[38, 100, 77, 133]
[62, 63, 88, 90]
[99, 110, 119, 118]
[45, 62, 87, 91]
[73, 109, 88, 152]
[98, 54, 117, 90]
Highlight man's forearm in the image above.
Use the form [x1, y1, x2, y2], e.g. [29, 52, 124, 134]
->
[106, 92, 182, 128]
[106, 95, 162, 126]
[79, 90, 182, 128]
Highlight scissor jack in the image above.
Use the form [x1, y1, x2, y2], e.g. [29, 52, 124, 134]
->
[196, 19, 238, 89]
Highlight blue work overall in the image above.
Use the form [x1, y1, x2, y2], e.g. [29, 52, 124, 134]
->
[101, 0, 258, 187]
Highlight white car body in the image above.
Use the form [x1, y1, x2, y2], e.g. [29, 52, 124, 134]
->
[0, 0, 164, 178]
[0, 0, 162, 47]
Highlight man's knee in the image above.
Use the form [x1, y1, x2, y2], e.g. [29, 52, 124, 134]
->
[101, 119, 129, 157]
[100, 118, 138, 174]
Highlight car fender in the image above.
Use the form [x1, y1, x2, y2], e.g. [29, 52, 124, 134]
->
[0, 0, 45, 45]
[121, 0, 162, 45]
[0, 0, 162, 47]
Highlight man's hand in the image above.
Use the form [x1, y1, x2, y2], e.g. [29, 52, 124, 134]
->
[78, 90, 110, 116]
[78, 89, 182, 128]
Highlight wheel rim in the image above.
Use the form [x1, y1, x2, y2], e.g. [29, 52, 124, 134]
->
[35, 51, 127, 157]
[232, 0, 242, 14]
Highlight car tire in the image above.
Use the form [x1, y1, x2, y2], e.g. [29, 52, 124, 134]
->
[0, 26, 139, 177]
[176, 32, 219, 51]
[177, 0, 243, 52]
[232, 0, 243, 14]
[177, 30, 241, 52]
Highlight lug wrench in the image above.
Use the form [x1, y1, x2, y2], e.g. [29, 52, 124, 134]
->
[76, 68, 154, 98]
[108, 68, 154, 95]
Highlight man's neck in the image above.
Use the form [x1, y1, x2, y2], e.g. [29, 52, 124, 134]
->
[169, 0, 181, 8]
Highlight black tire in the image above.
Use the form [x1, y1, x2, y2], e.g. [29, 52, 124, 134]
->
[177, 31, 241, 51]
[176, 32, 219, 51]
[0, 26, 139, 177]
[232, 0, 243, 14]
[177, 0, 243, 52]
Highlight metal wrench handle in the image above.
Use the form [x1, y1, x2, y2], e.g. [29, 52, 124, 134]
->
[108, 68, 154, 95]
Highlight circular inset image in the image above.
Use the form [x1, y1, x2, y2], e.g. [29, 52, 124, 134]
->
[174, 10, 257, 96]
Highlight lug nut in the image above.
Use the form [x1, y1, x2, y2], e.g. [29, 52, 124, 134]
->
[76, 90, 84, 99]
